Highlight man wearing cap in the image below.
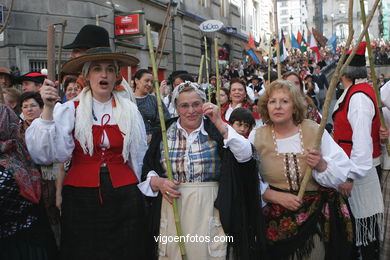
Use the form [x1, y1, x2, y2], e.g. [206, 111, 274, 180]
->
[333, 42, 383, 260]
[0, 67, 13, 89]
[17, 72, 46, 93]
[63, 24, 110, 58]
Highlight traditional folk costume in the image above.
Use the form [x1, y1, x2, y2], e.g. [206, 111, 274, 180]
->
[0, 105, 58, 259]
[332, 42, 384, 259]
[254, 119, 353, 259]
[139, 117, 263, 260]
[380, 81, 390, 260]
[25, 48, 150, 259]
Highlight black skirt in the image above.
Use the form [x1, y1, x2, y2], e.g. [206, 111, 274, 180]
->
[61, 172, 149, 260]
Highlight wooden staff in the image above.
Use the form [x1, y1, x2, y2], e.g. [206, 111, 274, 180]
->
[268, 12, 273, 84]
[214, 38, 221, 110]
[47, 25, 56, 82]
[298, 0, 382, 199]
[197, 55, 204, 85]
[273, 0, 281, 79]
[146, 24, 187, 260]
[204, 36, 211, 102]
[57, 20, 67, 84]
[360, 0, 390, 156]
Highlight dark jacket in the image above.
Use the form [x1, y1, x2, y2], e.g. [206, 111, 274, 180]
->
[142, 117, 265, 259]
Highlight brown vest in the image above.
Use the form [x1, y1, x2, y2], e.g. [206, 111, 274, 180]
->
[254, 119, 320, 192]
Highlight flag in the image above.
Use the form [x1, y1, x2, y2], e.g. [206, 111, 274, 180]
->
[248, 32, 256, 48]
[259, 33, 269, 55]
[291, 32, 300, 48]
[273, 29, 288, 62]
[309, 30, 321, 62]
[297, 30, 303, 45]
[300, 30, 307, 52]
[312, 27, 328, 48]
[248, 48, 261, 63]
[243, 42, 262, 63]
[285, 32, 292, 50]
[327, 33, 337, 54]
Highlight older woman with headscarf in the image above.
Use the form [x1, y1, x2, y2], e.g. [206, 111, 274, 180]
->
[25, 47, 149, 259]
[138, 81, 262, 259]
[0, 104, 58, 259]
[251, 80, 353, 259]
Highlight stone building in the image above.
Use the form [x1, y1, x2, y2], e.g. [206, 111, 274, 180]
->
[0, 0, 273, 80]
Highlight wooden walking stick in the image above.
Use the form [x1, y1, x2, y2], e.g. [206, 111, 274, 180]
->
[47, 25, 56, 82]
[273, 0, 281, 79]
[197, 55, 205, 85]
[147, 24, 187, 260]
[298, 0, 382, 199]
[57, 20, 67, 84]
[360, 0, 390, 156]
[204, 36, 211, 102]
[214, 38, 221, 110]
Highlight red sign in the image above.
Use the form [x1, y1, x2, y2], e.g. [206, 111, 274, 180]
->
[115, 14, 140, 36]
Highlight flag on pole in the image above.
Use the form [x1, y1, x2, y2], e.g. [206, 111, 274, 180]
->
[327, 33, 337, 54]
[259, 33, 269, 55]
[248, 32, 256, 48]
[291, 32, 300, 48]
[312, 27, 328, 48]
[285, 32, 292, 50]
[297, 30, 303, 45]
[309, 30, 321, 62]
[300, 30, 307, 52]
[273, 29, 288, 62]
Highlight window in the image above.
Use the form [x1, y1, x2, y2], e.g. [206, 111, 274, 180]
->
[199, 0, 208, 8]
[281, 2, 287, 7]
[240, 0, 246, 31]
[220, 0, 227, 17]
[252, 5, 258, 36]
[29, 60, 47, 73]
[281, 9, 288, 15]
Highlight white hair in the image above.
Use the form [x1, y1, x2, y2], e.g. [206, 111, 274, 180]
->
[171, 81, 207, 107]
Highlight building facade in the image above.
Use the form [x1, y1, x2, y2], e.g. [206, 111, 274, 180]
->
[0, 0, 274, 79]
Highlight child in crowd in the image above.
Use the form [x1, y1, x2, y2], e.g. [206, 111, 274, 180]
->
[229, 107, 255, 138]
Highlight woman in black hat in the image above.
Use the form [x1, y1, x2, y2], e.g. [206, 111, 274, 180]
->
[25, 47, 149, 259]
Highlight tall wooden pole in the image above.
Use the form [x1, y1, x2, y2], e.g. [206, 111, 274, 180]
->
[197, 55, 204, 85]
[214, 38, 221, 110]
[204, 36, 211, 102]
[360, 0, 390, 156]
[57, 20, 67, 84]
[47, 25, 56, 82]
[147, 24, 187, 260]
[273, 0, 281, 79]
[268, 12, 273, 84]
[298, 0, 382, 199]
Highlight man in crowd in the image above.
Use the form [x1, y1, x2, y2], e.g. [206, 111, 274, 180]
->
[17, 72, 46, 93]
[0, 67, 14, 89]
[333, 42, 383, 260]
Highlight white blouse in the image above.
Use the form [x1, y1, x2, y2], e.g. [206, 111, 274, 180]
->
[25, 99, 148, 181]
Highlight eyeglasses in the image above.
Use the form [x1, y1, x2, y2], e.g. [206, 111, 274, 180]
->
[177, 101, 203, 110]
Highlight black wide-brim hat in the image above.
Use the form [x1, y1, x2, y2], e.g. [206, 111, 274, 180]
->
[63, 25, 110, 49]
[61, 47, 139, 74]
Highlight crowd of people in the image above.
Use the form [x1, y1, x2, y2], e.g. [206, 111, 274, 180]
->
[1, 24, 390, 260]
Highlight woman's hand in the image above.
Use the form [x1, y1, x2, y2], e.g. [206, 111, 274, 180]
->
[306, 148, 327, 172]
[338, 180, 354, 198]
[40, 79, 60, 108]
[150, 176, 181, 204]
[203, 102, 229, 138]
[160, 80, 170, 97]
[263, 189, 302, 211]
[379, 126, 389, 140]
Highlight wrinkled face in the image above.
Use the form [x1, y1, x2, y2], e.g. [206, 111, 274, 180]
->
[219, 90, 228, 105]
[176, 90, 204, 132]
[22, 98, 42, 123]
[232, 121, 251, 137]
[65, 82, 79, 100]
[285, 75, 302, 91]
[22, 81, 41, 93]
[135, 73, 153, 95]
[86, 60, 117, 99]
[267, 88, 294, 126]
[0, 74, 11, 88]
[229, 82, 246, 104]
